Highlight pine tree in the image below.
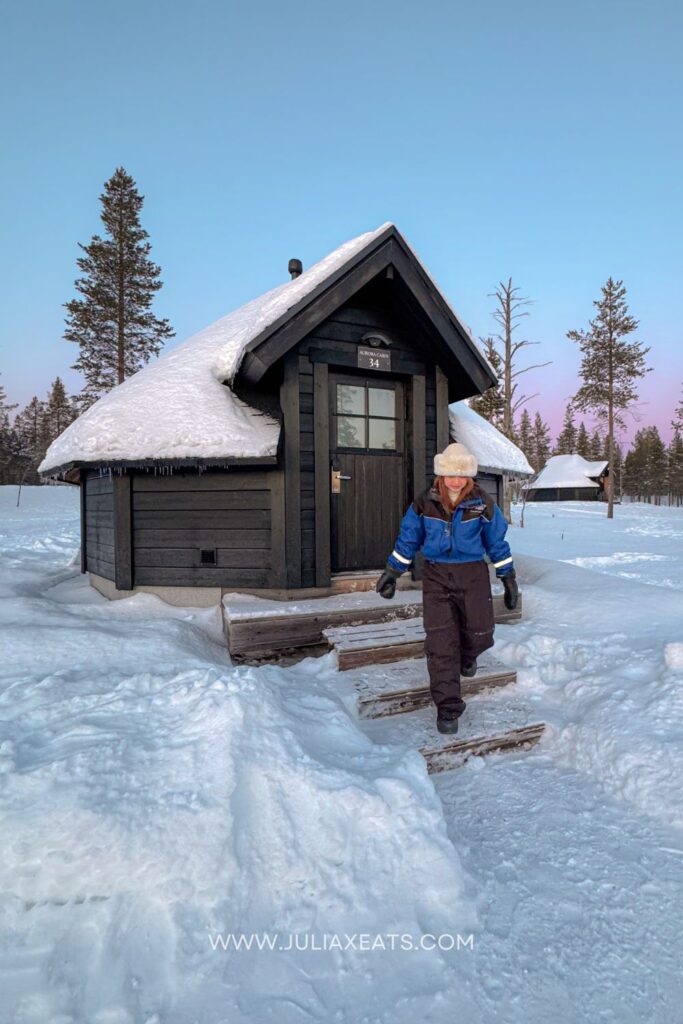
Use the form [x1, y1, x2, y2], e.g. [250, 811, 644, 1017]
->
[623, 433, 646, 501]
[576, 421, 590, 457]
[64, 167, 174, 402]
[588, 427, 604, 460]
[470, 337, 505, 427]
[623, 427, 664, 503]
[554, 404, 578, 455]
[516, 408, 534, 464]
[645, 427, 667, 503]
[531, 411, 551, 472]
[606, 437, 623, 500]
[44, 376, 76, 446]
[568, 278, 651, 518]
[13, 396, 49, 484]
[0, 374, 19, 484]
[667, 431, 683, 506]
[672, 384, 683, 434]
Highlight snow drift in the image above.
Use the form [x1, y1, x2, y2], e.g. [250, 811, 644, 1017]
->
[0, 486, 477, 1023]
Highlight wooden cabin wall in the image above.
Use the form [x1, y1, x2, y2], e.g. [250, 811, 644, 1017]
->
[530, 486, 599, 502]
[83, 471, 115, 581]
[129, 469, 285, 589]
[477, 472, 502, 507]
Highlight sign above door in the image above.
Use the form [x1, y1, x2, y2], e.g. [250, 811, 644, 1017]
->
[357, 347, 392, 372]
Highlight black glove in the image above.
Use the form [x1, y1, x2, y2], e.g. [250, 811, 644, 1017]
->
[501, 570, 518, 610]
[376, 567, 401, 600]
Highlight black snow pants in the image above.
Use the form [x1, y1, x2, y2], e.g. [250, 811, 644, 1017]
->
[422, 559, 495, 717]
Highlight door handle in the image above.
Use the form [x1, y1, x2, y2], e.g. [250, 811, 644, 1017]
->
[331, 469, 352, 493]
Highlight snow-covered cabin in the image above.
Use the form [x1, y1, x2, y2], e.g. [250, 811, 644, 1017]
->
[524, 453, 609, 502]
[448, 401, 533, 506]
[40, 223, 503, 602]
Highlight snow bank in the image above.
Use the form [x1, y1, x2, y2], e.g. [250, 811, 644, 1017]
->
[495, 542, 683, 831]
[0, 486, 477, 1023]
[526, 453, 608, 490]
[449, 401, 533, 475]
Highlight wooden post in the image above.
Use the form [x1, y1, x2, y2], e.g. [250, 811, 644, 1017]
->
[281, 351, 302, 589]
[270, 469, 287, 589]
[313, 362, 331, 587]
[435, 366, 450, 452]
[79, 476, 87, 574]
[411, 375, 426, 582]
[112, 472, 133, 591]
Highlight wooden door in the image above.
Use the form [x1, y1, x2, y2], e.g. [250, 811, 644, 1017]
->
[329, 373, 406, 572]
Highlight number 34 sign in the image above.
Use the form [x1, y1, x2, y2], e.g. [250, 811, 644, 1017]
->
[357, 347, 392, 372]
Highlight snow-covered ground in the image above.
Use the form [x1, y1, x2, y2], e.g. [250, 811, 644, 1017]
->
[2, 488, 682, 1023]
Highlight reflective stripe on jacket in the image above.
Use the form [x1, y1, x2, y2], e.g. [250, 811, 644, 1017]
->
[387, 483, 514, 577]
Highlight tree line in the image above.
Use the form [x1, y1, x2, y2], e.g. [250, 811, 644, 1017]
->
[0, 376, 80, 485]
[469, 276, 683, 512]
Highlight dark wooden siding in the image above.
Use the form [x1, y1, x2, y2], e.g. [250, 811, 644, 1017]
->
[528, 486, 599, 502]
[297, 354, 316, 587]
[425, 368, 438, 493]
[477, 472, 502, 507]
[84, 471, 115, 580]
[130, 469, 284, 588]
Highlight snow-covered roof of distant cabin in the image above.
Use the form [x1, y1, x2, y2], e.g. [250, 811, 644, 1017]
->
[39, 222, 495, 476]
[525, 453, 609, 489]
[448, 401, 534, 476]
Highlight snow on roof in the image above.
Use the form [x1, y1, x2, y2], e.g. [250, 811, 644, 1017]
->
[527, 453, 608, 490]
[448, 401, 534, 475]
[39, 224, 393, 474]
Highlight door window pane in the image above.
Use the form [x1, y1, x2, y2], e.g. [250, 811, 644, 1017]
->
[336, 384, 365, 415]
[369, 418, 396, 450]
[368, 388, 395, 417]
[337, 416, 366, 448]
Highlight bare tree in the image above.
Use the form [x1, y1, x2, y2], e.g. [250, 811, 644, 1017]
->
[487, 280, 551, 521]
[491, 279, 551, 439]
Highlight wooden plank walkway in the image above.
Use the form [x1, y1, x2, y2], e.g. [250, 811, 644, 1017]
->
[359, 695, 545, 774]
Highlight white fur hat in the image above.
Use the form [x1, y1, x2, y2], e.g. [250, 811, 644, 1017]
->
[434, 442, 478, 478]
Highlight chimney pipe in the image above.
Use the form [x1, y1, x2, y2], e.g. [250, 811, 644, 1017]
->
[288, 258, 303, 280]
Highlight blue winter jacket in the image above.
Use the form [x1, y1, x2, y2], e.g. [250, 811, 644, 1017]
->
[387, 483, 514, 577]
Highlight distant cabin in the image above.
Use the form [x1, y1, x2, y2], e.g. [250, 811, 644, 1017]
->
[448, 401, 533, 507]
[524, 453, 609, 502]
[40, 222, 530, 604]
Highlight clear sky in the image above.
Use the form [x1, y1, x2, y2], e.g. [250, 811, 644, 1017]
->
[2, 0, 682, 446]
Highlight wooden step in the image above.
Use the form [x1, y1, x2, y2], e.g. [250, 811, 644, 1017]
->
[224, 589, 424, 658]
[343, 654, 517, 718]
[325, 612, 524, 672]
[224, 588, 522, 660]
[325, 617, 427, 669]
[359, 695, 545, 774]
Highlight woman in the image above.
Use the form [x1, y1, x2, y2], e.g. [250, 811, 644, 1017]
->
[376, 442, 518, 735]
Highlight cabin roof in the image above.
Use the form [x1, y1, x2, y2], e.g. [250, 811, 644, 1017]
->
[448, 401, 534, 476]
[525, 453, 609, 490]
[39, 223, 496, 477]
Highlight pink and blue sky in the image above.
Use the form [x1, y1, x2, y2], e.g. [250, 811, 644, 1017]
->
[2, 0, 681, 446]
